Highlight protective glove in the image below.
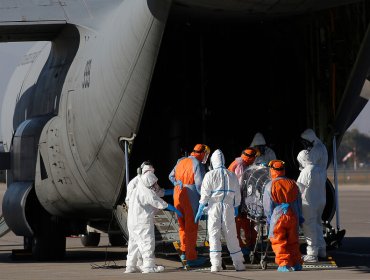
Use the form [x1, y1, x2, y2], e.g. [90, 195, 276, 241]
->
[234, 206, 239, 217]
[281, 203, 289, 214]
[164, 189, 174, 196]
[299, 216, 305, 225]
[194, 203, 206, 223]
[165, 204, 183, 218]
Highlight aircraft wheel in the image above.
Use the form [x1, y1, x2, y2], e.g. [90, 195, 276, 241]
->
[32, 234, 66, 261]
[108, 233, 126, 246]
[80, 232, 100, 247]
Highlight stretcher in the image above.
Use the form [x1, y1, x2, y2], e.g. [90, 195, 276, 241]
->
[241, 165, 274, 269]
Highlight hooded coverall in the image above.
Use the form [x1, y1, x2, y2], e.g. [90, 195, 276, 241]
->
[250, 132, 277, 165]
[263, 168, 303, 268]
[228, 150, 257, 250]
[297, 149, 327, 258]
[169, 151, 206, 261]
[301, 129, 328, 170]
[125, 169, 168, 272]
[200, 149, 245, 270]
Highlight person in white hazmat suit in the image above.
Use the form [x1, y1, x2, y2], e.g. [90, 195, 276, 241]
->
[297, 150, 327, 262]
[125, 161, 183, 273]
[250, 132, 276, 166]
[300, 128, 328, 170]
[194, 149, 245, 272]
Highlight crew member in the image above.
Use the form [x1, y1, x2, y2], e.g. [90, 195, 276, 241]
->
[250, 132, 276, 165]
[228, 147, 258, 256]
[195, 149, 245, 272]
[300, 128, 328, 170]
[297, 150, 327, 262]
[263, 160, 304, 272]
[125, 161, 182, 273]
[168, 144, 210, 267]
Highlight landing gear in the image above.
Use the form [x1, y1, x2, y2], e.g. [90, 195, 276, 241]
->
[80, 231, 101, 247]
[32, 234, 66, 261]
[108, 233, 126, 246]
[323, 221, 346, 249]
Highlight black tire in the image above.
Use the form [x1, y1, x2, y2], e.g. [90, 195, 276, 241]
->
[80, 232, 100, 247]
[108, 233, 126, 246]
[322, 179, 336, 223]
[32, 234, 66, 261]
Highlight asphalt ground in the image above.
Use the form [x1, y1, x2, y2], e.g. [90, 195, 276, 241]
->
[0, 183, 369, 280]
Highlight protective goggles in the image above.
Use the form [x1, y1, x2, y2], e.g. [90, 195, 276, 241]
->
[268, 160, 285, 171]
[194, 144, 211, 164]
[242, 148, 257, 158]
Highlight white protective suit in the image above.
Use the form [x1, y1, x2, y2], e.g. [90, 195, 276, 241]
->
[200, 149, 245, 271]
[300, 129, 328, 170]
[125, 165, 168, 272]
[250, 132, 276, 165]
[297, 150, 327, 258]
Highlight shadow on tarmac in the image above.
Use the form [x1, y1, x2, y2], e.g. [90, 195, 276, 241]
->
[330, 237, 370, 271]
[0, 247, 127, 264]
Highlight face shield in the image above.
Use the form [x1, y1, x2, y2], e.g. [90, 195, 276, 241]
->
[268, 160, 285, 171]
[202, 145, 210, 164]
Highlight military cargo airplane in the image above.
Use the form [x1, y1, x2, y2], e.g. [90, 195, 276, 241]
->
[0, 0, 368, 260]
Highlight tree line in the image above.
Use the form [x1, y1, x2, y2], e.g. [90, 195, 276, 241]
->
[337, 129, 370, 168]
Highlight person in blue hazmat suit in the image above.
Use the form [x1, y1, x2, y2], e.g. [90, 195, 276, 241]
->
[195, 149, 245, 272]
[125, 161, 182, 273]
[297, 150, 327, 262]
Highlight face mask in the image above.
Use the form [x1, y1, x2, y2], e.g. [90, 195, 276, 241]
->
[301, 138, 314, 150]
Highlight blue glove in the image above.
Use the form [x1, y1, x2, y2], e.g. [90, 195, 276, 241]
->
[299, 216, 305, 225]
[165, 204, 182, 218]
[234, 207, 239, 217]
[164, 189, 174, 196]
[194, 203, 206, 223]
[281, 203, 289, 214]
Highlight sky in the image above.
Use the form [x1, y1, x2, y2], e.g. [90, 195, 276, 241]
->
[0, 43, 370, 139]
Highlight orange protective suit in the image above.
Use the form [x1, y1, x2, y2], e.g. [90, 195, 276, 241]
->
[263, 160, 303, 268]
[168, 144, 208, 261]
[228, 147, 257, 249]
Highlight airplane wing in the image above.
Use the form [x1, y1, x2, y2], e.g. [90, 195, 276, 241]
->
[0, 0, 121, 41]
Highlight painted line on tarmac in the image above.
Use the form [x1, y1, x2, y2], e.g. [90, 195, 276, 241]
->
[303, 256, 338, 269]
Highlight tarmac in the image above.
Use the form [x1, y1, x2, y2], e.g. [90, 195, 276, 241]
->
[0, 183, 369, 280]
